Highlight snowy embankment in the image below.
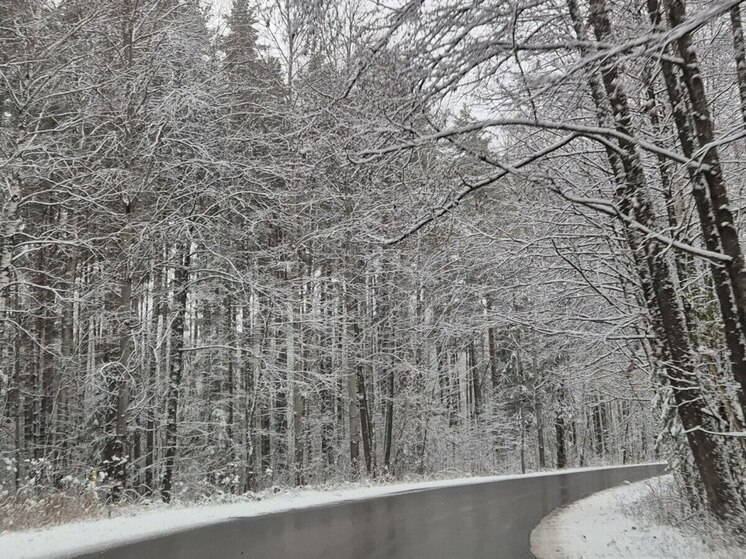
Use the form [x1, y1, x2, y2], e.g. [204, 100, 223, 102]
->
[531, 475, 744, 558]
[1, 465, 626, 559]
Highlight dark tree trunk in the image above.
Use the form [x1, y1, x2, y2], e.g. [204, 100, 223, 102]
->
[647, 0, 746, 425]
[586, 0, 743, 520]
[667, 0, 746, 409]
[382, 367, 394, 471]
[144, 261, 166, 496]
[555, 384, 568, 469]
[11, 284, 22, 489]
[355, 314, 373, 475]
[592, 402, 605, 456]
[555, 414, 567, 469]
[469, 342, 482, 417]
[484, 297, 500, 392]
[534, 373, 546, 468]
[730, 5, 746, 123]
[641, 68, 697, 341]
[226, 296, 235, 449]
[161, 241, 190, 503]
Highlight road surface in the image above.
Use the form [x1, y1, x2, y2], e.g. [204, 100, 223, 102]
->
[71, 463, 665, 559]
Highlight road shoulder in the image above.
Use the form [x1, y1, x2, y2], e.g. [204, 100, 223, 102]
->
[530, 474, 743, 558]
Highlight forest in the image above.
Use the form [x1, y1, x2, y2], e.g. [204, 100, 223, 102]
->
[1, 0, 746, 529]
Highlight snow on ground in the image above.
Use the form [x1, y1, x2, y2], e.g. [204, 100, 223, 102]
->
[1, 463, 654, 559]
[531, 474, 744, 559]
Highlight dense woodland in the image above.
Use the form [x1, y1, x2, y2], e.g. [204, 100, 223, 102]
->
[2, 0, 746, 526]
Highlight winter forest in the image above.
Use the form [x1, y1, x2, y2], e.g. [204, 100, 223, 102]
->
[3, 0, 746, 532]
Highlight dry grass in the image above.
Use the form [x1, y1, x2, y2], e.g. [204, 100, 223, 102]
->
[624, 475, 746, 556]
[0, 491, 104, 533]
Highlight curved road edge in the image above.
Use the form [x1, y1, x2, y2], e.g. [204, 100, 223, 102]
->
[5, 462, 667, 559]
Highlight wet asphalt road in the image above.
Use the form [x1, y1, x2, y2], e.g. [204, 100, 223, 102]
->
[72, 463, 665, 559]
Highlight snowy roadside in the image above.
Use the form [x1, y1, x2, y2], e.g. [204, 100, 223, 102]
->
[1, 481, 416, 559]
[1, 464, 645, 559]
[530, 474, 745, 559]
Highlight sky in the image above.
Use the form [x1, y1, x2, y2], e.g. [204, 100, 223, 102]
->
[205, 0, 231, 30]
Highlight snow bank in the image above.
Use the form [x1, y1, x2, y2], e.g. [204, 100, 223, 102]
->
[530, 474, 744, 558]
[1, 463, 655, 559]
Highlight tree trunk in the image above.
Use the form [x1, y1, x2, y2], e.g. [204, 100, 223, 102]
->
[353, 298, 373, 475]
[646, 0, 746, 423]
[382, 366, 394, 472]
[533, 355, 546, 469]
[667, 0, 746, 408]
[347, 367, 362, 473]
[0, 174, 19, 325]
[161, 241, 190, 503]
[11, 284, 22, 489]
[145, 261, 166, 496]
[344, 289, 362, 474]
[287, 298, 304, 485]
[469, 342, 481, 417]
[730, 4, 746, 124]
[587, 0, 743, 520]
[555, 412, 567, 469]
[641, 68, 697, 341]
[484, 297, 500, 392]
[592, 401, 605, 456]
